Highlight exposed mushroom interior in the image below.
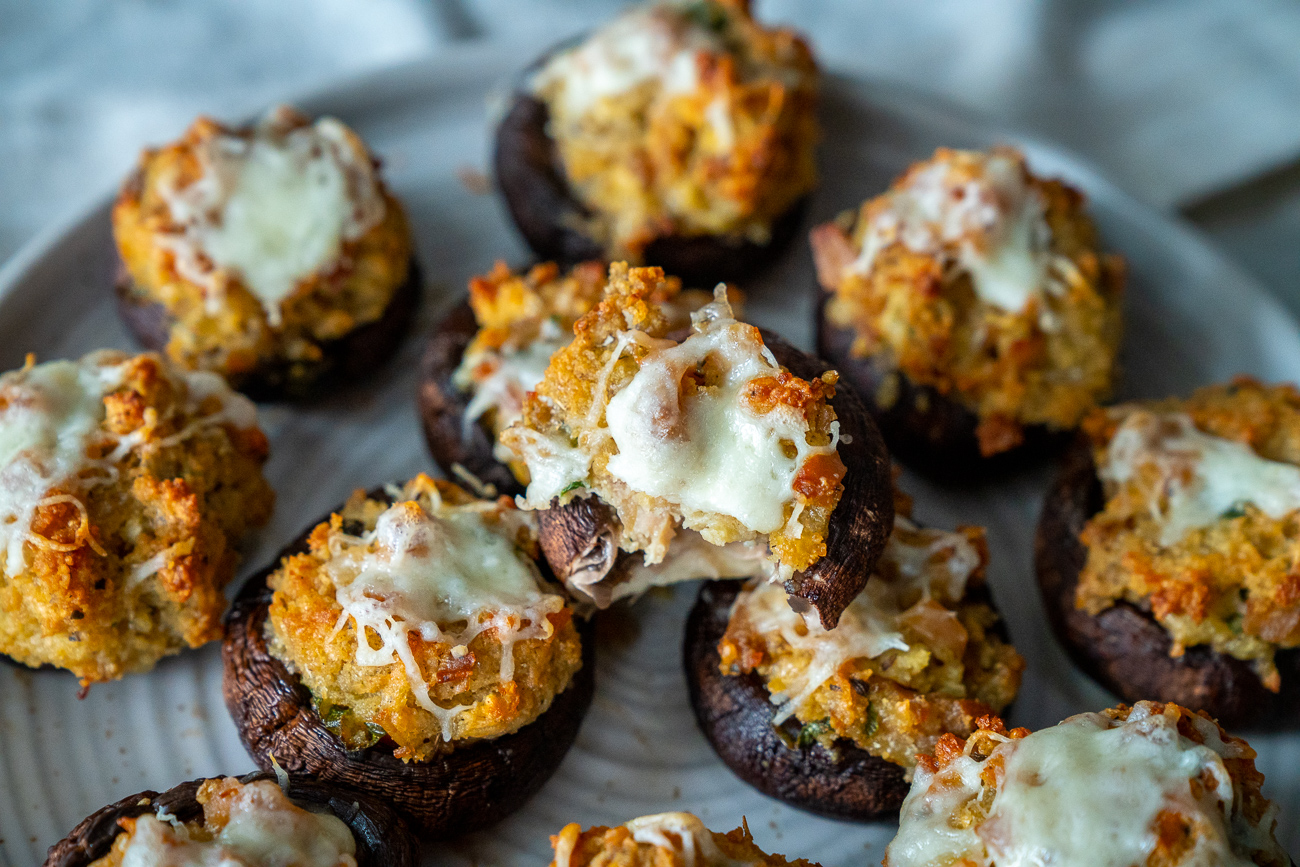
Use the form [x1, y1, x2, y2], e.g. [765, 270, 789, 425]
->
[499, 264, 847, 604]
[88, 778, 357, 867]
[885, 703, 1288, 867]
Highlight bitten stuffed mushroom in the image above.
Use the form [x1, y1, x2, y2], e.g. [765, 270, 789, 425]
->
[418, 260, 721, 495]
[884, 702, 1289, 867]
[113, 106, 418, 398]
[497, 263, 893, 626]
[812, 147, 1125, 470]
[0, 350, 273, 686]
[223, 474, 593, 839]
[495, 0, 819, 283]
[685, 487, 1023, 820]
[44, 773, 417, 867]
[1037, 379, 1300, 727]
[549, 813, 822, 867]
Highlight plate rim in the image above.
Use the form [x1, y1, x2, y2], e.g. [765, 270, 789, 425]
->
[0, 41, 1293, 348]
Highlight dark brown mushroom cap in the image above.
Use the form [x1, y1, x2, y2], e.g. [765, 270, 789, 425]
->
[114, 256, 421, 401]
[221, 487, 596, 840]
[416, 299, 525, 497]
[535, 329, 893, 628]
[816, 291, 1065, 479]
[683, 579, 908, 821]
[42, 771, 418, 867]
[493, 88, 809, 286]
[1035, 435, 1300, 729]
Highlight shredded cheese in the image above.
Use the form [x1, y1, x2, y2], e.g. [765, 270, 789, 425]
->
[852, 151, 1068, 316]
[530, 5, 724, 117]
[114, 779, 357, 867]
[730, 517, 980, 723]
[325, 495, 565, 739]
[1102, 410, 1300, 546]
[624, 814, 759, 867]
[600, 291, 838, 544]
[455, 318, 569, 461]
[156, 107, 385, 326]
[887, 703, 1281, 867]
[0, 352, 258, 578]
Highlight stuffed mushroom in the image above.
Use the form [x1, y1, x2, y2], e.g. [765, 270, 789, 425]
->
[883, 702, 1289, 866]
[44, 772, 417, 867]
[685, 487, 1023, 820]
[812, 147, 1125, 472]
[496, 263, 893, 626]
[223, 474, 594, 839]
[112, 106, 419, 399]
[419, 259, 726, 496]
[1036, 378, 1300, 727]
[549, 812, 822, 867]
[0, 350, 273, 686]
[494, 0, 818, 284]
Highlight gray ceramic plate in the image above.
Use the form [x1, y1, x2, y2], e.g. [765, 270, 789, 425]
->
[1, 42, 1298, 867]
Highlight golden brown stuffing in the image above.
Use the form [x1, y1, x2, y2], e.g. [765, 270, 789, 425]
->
[549, 813, 822, 867]
[813, 147, 1125, 456]
[89, 778, 356, 867]
[532, 0, 818, 260]
[891, 704, 1286, 867]
[1078, 378, 1300, 691]
[499, 262, 844, 575]
[718, 496, 1022, 773]
[0, 351, 274, 685]
[455, 260, 732, 480]
[113, 107, 413, 383]
[267, 474, 582, 762]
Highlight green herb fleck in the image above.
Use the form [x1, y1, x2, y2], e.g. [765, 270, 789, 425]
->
[560, 480, 586, 496]
[861, 703, 879, 739]
[681, 0, 728, 33]
[797, 718, 833, 748]
[1220, 501, 1250, 520]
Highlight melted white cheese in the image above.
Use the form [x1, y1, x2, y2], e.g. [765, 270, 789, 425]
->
[852, 151, 1060, 315]
[733, 517, 980, 723]
[602, 295, 838, 538]
[0, 352, 258, 578]
[456, 319, 569, 462]
[886, 703, 1280, 867]
[530, 5, 723, 117]
[327, 496, 564, 739]
[118, 780, 356, 867]
[157, 108, 385, 326]
[1102, 411, 1300, 546]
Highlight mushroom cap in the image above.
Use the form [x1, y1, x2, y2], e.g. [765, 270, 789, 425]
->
[816, 291, 1065, 478]
[221, 487, 597, 840]
[493, 88, 808, 286]
[417, 298, 526, 497]
[1035, 435, 1300, 729]
[114, 256, 421, 401]
[683, 580, 909, 821]
[535, 328, 894, 629]
[42, 771, 418, 867]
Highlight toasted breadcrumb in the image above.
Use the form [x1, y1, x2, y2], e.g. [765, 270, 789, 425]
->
[533, 0, 818, 260]
[266, 475, 582, 762]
